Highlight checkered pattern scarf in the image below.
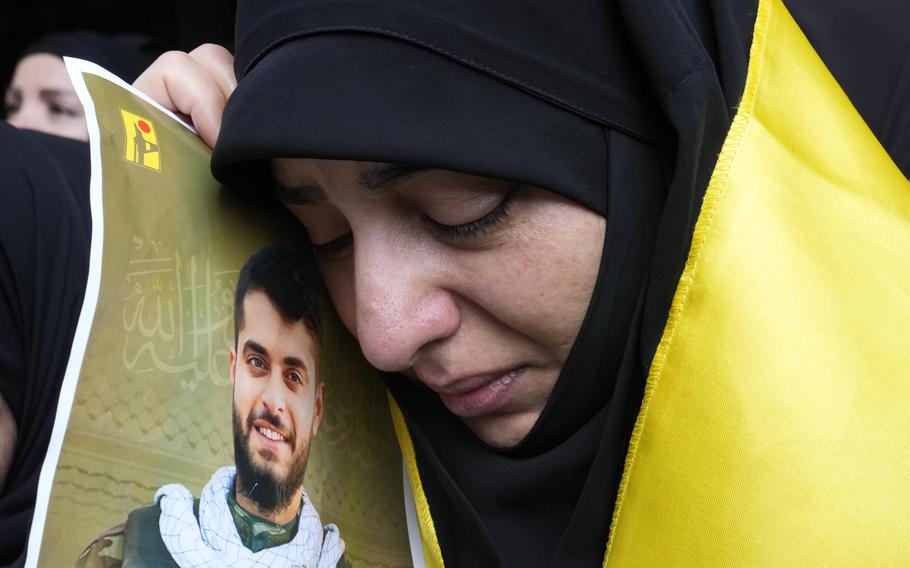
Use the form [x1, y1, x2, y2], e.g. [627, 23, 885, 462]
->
[155, 466, 344, 568]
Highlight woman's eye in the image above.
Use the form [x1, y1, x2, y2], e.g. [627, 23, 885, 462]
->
[312, 232, 353, 261]
[4, 103, 19, 116]
[49, 103, 77, 117]
[424, 191, 515, 240]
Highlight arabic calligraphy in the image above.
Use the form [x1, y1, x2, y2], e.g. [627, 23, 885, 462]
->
[122, 236, 236, 389]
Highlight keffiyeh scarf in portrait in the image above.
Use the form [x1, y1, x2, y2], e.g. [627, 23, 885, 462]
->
[155, 467, 343, 568]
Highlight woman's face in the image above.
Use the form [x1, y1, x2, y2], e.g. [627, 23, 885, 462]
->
[273, 158, 605, 448]
[5, 53, 88, 141]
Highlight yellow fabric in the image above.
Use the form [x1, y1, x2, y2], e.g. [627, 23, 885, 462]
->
[606, 0, 910, 566]
[387, 393, 445, 568]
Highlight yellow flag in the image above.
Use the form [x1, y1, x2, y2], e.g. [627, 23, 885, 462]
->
[120, 109, 160, 171]
[605, 0, 910, 565]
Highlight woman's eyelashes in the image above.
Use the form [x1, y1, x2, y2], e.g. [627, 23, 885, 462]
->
[422, 190, 514, 240]
[311, 188, 517, 261]
[3, 101, 80, 118]
[49, 102, 79, 118]
[312, 232, 353, 260]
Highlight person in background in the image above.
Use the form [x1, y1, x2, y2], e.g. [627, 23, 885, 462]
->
[0, 30, 161, 568]
[0, 31, 161, 495]
[4, 31, 161, 141]
[0, 122, 89, 568]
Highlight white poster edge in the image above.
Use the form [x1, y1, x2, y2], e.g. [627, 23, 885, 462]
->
[25, 58, 197, 566]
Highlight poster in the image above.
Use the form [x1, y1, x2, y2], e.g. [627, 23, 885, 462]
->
[25, 59, 414, 568]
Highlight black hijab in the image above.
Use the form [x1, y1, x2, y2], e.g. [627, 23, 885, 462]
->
[20, 31, 162, 84]
[787, 0, 910, 177]
[212, 1, 756, 565]
[0, 124, 90, 567]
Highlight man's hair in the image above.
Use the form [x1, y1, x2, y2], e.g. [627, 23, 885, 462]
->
[233, 245, 319, 343]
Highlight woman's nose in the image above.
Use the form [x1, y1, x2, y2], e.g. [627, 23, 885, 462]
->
[352, 238, 460, 372]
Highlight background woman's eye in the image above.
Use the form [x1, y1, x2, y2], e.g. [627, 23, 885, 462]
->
[312, 232, 353, 260]
[49, 103, 77, 117]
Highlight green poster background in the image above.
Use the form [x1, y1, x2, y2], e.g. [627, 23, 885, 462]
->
[36, 72, 410, 567]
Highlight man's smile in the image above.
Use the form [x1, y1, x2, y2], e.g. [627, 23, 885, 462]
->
[258, 426, 285, 442]
[252, 417, 292, 450]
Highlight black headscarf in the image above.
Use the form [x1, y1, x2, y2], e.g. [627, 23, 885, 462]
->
[213, 1, 756, 565]
[787, 0, 910, 178]
[0, 123, 90, 567]
[20, 31, 162, 84]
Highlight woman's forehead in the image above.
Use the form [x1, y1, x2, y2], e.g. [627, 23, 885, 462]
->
[272, 159, 415, 205]
[12, 53, 73, 92]
[271, 158, 513, 205]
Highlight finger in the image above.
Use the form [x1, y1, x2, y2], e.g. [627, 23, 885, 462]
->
[133, 50, 228, 148]
[187, 43, 236, 102]
[133, 51, 197, 116]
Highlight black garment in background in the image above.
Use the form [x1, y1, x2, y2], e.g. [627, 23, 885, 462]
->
[21, 31, 162, 84]
[787, 0, 910, 177]
[0, 123, 91, 567]
[0, 1, 237, 106]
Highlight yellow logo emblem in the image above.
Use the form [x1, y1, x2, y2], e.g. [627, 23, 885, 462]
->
[120, 109, 160, 170]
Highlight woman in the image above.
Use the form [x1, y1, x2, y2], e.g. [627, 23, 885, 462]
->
[213, 2, 726, 564]
[5, 32, 161, 141]
[136, 0, 910, 566]
[0, 123, 91, 567]
[0, 31, 162, 568]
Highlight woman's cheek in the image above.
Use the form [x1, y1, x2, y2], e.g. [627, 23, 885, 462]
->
[495, 204, 603, 356]
[319, 262, 358, 336]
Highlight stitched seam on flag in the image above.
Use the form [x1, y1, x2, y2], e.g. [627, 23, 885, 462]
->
[387, 391, 445, 568]
[601, 0, 772, 565]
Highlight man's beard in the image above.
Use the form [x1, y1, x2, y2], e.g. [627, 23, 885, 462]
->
[233, 405, 311, 514]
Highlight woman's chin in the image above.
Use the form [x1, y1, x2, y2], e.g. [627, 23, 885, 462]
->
[464, 411, 540, 450]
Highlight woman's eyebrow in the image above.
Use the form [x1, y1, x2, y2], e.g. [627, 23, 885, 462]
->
[38, 89, 78, 99]
[359, 164, 428, 192]
[275, 164, 431, 204]
[274, 181, 327, 204]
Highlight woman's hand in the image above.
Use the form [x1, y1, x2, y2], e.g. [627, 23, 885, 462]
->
[133, 44, 235, 148]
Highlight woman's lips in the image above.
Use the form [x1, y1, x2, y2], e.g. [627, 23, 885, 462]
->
[437, 367, 525, 418]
